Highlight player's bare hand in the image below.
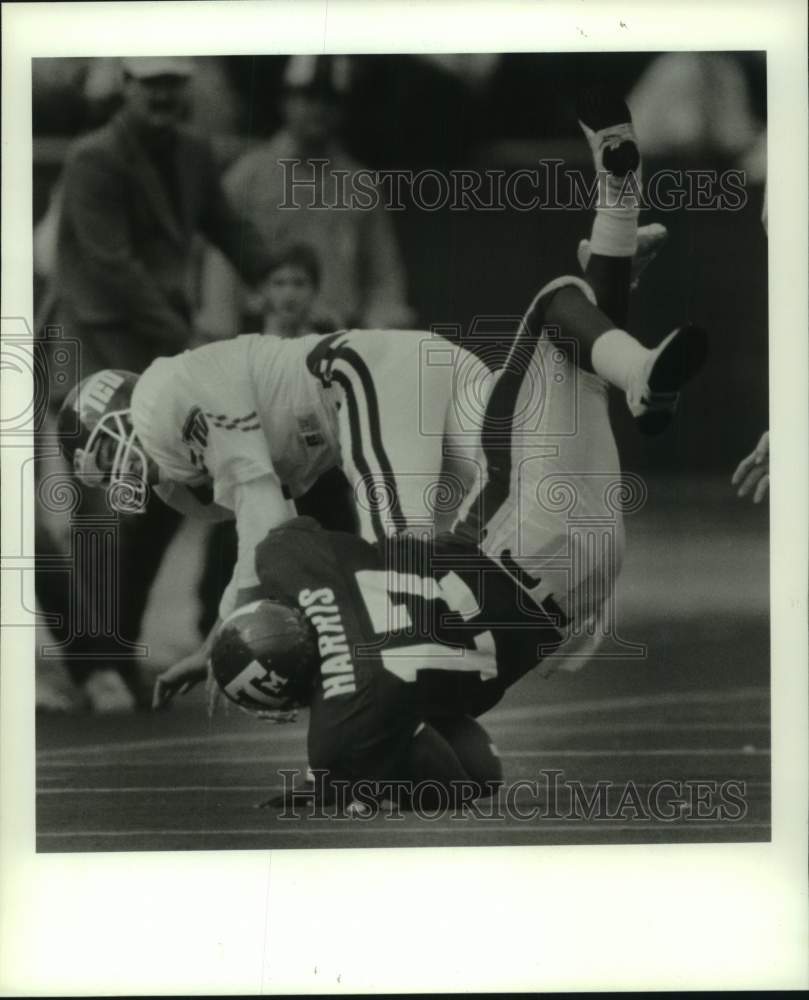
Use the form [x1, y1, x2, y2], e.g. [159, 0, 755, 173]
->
[152, 649, 209, 709]
[732, 430, 770, 504]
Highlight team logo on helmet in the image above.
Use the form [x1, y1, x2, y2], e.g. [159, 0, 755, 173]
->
[211, 599, 318, 717]
[57, 370, 152, 513]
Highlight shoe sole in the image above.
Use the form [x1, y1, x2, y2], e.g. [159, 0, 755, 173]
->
[637, 324, 709, 435]
[577, 89, 640, 177]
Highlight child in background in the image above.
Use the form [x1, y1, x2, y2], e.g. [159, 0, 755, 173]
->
[260, 242, 324, 337]
[259, 241, 357, 552]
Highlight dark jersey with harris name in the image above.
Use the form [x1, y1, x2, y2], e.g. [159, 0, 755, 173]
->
[253, 517, 563, 784]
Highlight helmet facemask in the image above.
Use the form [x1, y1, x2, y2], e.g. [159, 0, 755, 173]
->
[74, 408, 152, 514]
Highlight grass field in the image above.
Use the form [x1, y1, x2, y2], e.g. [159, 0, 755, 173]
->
[35, 476, 770, 851]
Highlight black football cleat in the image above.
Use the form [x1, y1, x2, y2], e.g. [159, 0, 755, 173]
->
[627, 323, 709, 436]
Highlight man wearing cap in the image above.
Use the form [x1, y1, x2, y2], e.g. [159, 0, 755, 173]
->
[46, 56, 274, 711]
[55, 56, 273, 372]
[199, 54, 413, 337]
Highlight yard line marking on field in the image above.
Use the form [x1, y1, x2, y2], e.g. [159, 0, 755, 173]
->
[485, 686, 768, 724]
[36, 746, 772, 770]
[486, 720, 771, 734]
[36, 727, 306, 758]
[36, 780, 772, 796]
[38, 753, 304, 768]
[37, 821, 773, 840]
[36, 686, 769, 760]
[36, 785, 282, 794]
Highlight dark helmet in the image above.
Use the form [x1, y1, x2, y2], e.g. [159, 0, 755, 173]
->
[210, 599, 318, 716]
[57, 369, 152, 512]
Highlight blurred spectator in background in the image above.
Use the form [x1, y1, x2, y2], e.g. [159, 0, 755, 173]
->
[343, 54, 498, 168]
[53, 55, 273, 370]
[198, 54, 413, 338]
[259, 242, 322, 338]
[33, 56, 243, 298]
[33, 58, 120, 136]
[33, 55, 243, 138]
[628, 52, 765, 175]
[41, 56, 274, 711]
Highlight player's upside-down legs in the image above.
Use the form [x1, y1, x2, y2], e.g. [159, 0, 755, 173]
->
[453, 89, 707, 656]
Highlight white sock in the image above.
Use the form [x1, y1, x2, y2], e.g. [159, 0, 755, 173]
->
[590, 328, 649, 392]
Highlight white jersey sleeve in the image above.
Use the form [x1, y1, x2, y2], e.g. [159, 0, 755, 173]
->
[218, 473, 296, 619]
[132, 334, 340, 514]
[132, 337, 281, 512]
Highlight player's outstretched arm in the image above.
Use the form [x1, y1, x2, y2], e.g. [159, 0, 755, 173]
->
[152, 651, 207, 708]
[732, 430, 770, 503]
[152, 622, 218, 709]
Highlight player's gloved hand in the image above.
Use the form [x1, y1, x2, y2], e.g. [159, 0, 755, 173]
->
[152, 647, 209, 709]
[732, 430, 770, 504]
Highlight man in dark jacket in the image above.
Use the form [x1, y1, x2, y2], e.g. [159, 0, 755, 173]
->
[42, 56, 274, 711]
[55, 55, 271, 369]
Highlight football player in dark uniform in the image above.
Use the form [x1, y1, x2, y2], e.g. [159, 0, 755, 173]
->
[155, 514, 565, 806]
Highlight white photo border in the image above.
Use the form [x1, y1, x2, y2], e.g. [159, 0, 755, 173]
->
[2, 0, 807, 993]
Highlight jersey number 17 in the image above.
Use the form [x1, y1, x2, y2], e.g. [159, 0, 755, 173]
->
[354, 569, 498, 683]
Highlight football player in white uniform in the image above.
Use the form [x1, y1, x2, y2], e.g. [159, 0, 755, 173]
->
[58, 332, 341, 662]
